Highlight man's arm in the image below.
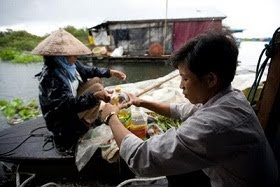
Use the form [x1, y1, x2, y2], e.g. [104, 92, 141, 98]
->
[125, 93, 171, 117]
[101, 94, 171, 147]
[138, 99, 171, 118]
[101, 104, 132, 147]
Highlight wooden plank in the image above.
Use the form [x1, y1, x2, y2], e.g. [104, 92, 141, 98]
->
[78, 55, 170, 64]
[257, 33, 280, 129]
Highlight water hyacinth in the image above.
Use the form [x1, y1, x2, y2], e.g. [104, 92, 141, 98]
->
[12, 53, 42, 63]
[0, 98, 41, 125]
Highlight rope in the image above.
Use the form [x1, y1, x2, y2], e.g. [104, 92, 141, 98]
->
[40, 182, 60, 187]
[0, 161, 12, 171]
[0, 126, 52, 156]
[0, 123, 75, 157]
[16, 165, 36, 187]
[247, 27, 280, 105]
[116, 176, 166, 187]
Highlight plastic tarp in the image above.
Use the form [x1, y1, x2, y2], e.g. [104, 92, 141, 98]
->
[105, 68, 266, 106]
[172, 20, 222, 52]
[92, 29, 110, 46]
[106, 70, 185, 106]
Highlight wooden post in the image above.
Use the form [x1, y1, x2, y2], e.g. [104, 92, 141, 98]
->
[163, 0, 168, 55]
[257, 32, 280, 129]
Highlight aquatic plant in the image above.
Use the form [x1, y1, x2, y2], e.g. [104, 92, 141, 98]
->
[0, 98, 41, 125]
[0, 48, 42, 63]
[12, 53, 42, 63]
[0, 48, 19, 61]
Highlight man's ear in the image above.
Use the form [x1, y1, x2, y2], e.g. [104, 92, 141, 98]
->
[206, 72, 218, 88]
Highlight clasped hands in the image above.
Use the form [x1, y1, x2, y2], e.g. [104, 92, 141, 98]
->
[99, 93, 141, 123]
[94, 69, 126, 103]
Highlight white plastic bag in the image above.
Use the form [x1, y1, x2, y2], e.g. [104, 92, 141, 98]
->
[110, 46, 124, 57]
[75, 124, 113, 171]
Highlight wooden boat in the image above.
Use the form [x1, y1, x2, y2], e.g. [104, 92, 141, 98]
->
[0, 117, 72, 164]
[0, 117, 135, 186]
[1, 35, 280, 184]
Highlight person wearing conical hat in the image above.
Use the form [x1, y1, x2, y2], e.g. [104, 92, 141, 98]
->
[33, 29, 126, 151]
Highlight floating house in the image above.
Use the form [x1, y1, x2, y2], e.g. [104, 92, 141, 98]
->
[88, 8, 226, 58]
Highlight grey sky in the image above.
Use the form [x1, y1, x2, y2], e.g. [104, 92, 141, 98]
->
[0, 0, 279, 37]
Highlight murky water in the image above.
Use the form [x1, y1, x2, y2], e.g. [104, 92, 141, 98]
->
[0, 62, 42, 102]
[0, 61, 174, 102]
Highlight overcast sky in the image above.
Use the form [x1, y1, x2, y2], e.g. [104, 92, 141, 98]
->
[0, 0, 279, 37]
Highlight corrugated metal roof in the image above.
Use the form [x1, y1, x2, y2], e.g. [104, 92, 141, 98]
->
[91, 8, 226, 28]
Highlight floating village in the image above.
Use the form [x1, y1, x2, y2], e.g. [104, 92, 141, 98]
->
[0, 7, 280, 187]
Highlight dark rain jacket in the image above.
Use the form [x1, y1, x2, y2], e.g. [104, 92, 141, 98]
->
[37, 59, 111, 146]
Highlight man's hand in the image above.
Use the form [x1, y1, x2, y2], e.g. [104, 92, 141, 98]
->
[94, 90, 111, 103]
[110, 69, 126, 80]
[101, 103, 120, 121]
[121, 93, 142, 108]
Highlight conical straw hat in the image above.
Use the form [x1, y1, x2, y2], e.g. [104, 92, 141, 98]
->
[32, 28, 92, 56]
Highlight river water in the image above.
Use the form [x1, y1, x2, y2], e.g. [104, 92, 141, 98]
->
[0, 60, 174, 102]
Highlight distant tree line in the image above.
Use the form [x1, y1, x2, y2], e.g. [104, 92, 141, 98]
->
[0, 26, 89, 63]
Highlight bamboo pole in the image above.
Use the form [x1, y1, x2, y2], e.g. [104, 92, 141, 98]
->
[136, 72, 179, 97]
[163, 0, 168, 55]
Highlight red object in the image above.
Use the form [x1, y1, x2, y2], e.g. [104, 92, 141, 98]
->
[149, 43, 163, 57]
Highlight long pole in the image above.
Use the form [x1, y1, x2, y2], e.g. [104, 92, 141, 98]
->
[163, 0, 168, 55]
[136, 72, 179, 97]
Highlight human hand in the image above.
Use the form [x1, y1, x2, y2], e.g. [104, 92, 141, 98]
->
[101, 103, 120, 121]
[94, 90, 111, 103]
[110, 69, 126, 80]
[121, 93, 142, 108]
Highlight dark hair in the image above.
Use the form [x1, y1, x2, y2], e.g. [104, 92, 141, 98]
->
[43, 56, 58, 68]
[171, 30, 239, 88]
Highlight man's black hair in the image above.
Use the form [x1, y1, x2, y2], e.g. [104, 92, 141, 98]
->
[171, 30, 239, 88]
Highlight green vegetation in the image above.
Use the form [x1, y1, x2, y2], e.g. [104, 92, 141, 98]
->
[12, 53, 43, 63]
[0, 98, 41, 125]
[0, 29, 44, 63]
[64, 25, 89, 45]
[0, 26, 90, 63]
[148, 112, 181, 132]
[0, 48, 43, 63]
[0, 48, 19, 61]
[0, 29, 42, 51]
